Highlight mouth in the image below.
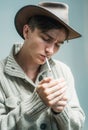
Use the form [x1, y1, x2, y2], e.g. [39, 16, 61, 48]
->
[40, 54, 46, 60]
[39, 54, 51, 63]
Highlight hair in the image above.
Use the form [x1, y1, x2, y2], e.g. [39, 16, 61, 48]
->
[27, 15, 69, 40]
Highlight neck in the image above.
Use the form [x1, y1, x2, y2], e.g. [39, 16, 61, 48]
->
[15, 48, 40, 82]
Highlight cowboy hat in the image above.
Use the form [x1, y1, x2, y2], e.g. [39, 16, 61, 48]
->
[14, 2, 81, 40]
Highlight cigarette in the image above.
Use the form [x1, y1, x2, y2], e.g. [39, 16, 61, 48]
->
[46, 58, 52, 72]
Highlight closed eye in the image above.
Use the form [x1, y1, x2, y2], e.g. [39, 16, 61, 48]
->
[41, 32, 64, 46]
[55, 41, 64, 48]
[41, 33, 53, 43]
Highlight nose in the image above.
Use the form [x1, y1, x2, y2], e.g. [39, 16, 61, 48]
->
[45, 44, 54, 55]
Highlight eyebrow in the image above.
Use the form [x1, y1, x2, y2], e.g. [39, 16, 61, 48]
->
[42, 32, 64, 44]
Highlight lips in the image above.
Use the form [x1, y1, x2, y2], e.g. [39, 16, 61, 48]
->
[40, 54, 46, 59]
[39, 54, 46, 61]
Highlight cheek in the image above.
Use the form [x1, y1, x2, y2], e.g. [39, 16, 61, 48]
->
[29, 42, 44, 53]
[28, 35, 46, 51]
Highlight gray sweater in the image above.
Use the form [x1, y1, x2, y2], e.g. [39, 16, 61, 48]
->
[0, 44, 85, 130]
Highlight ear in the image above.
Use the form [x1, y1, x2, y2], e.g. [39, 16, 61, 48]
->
[23, 24, 30, 39]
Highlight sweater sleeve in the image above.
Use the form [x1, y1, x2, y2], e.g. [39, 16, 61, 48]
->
[0, 87, 48, 130]
[51, 61, 85, 130]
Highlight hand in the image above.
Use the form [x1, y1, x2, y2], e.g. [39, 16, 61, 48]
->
[36, 77, 68, 112]
[51, 96, 67, 113]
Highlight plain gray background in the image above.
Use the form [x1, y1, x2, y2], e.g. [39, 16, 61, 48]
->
[0, 0, 88, 129]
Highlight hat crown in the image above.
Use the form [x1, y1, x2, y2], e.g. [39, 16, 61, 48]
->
[39, 2, 69, 24]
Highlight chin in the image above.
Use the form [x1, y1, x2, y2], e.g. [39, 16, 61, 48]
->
[39, 61, 45, 65]
[38, 60, 46, 65]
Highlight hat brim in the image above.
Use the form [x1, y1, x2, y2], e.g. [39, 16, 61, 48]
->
[14, 5, 81, 40]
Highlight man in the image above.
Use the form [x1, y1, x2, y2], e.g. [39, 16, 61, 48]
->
[0, 2, 85, 130]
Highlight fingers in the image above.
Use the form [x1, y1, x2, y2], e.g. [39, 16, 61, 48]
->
[36, 77, 68, 112]
[38, 77, 65, 90]
[46, 93, 65, 106]
[37, 78, 60, 92]
[39, 77, 52, 85]
[46, 80, 67, 95]
[37, 77, 66, 97]
[46, 90, 67, 106]
[52, 97, 68, 112]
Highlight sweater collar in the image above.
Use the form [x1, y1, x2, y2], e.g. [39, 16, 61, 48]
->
[4, 44, 55, 79]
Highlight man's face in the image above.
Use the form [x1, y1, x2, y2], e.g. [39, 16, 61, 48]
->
[23, 25, 66, 65]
